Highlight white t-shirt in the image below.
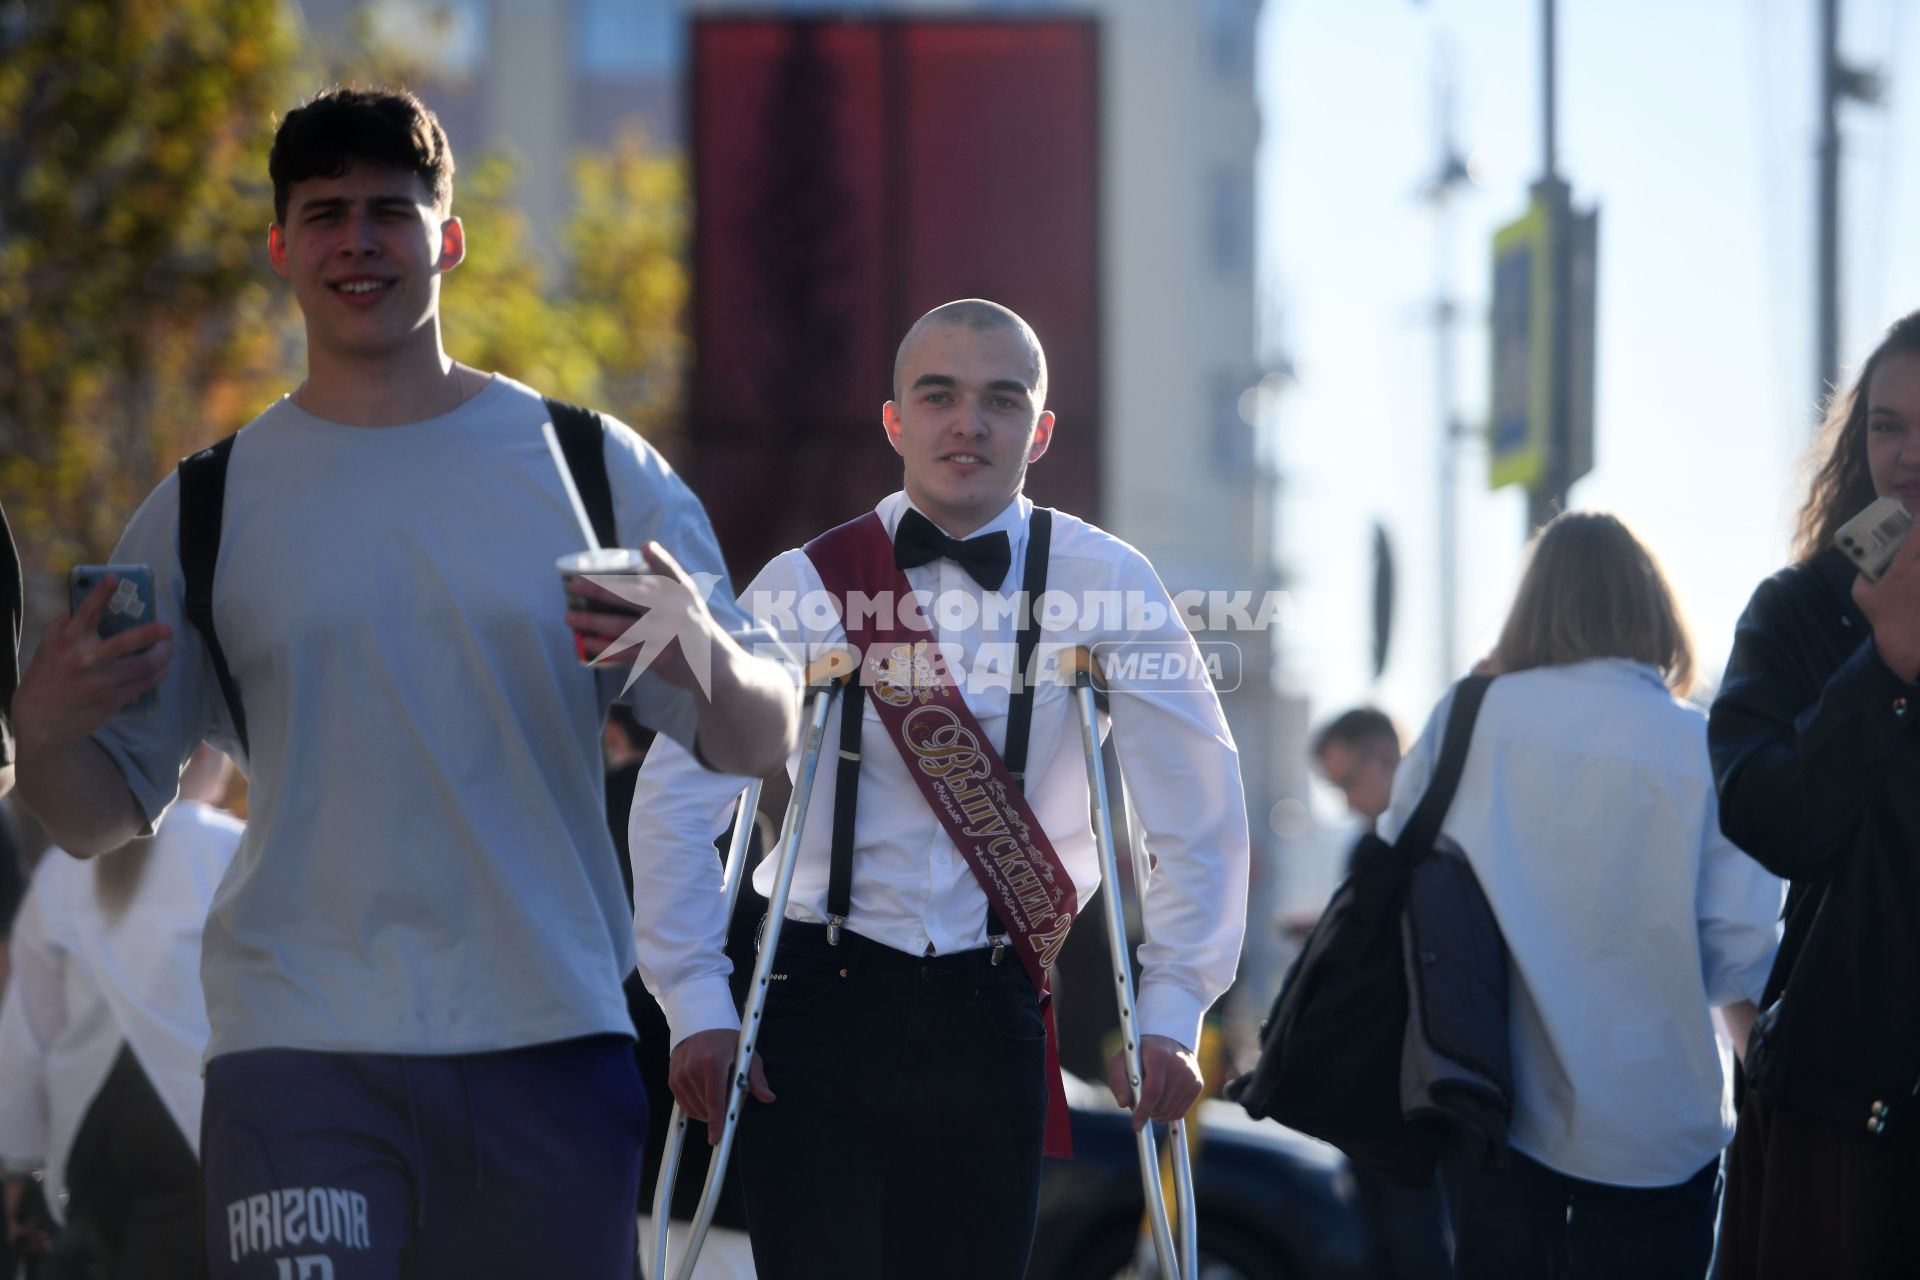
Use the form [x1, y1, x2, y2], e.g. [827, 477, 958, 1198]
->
[92, 375, 762, 1060]
[1381, 660, 1782, 1186]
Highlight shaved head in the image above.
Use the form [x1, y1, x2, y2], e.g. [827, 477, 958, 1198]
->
[892, 299, 1047, 410]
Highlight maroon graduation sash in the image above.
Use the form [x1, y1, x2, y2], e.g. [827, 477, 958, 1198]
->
[804, 510, 1077, 1157]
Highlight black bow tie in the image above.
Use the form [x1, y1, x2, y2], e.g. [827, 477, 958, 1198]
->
[893, 508, 1012, 591]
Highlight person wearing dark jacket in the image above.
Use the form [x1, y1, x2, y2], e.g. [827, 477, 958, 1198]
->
[1710, 309, 1920, 1277]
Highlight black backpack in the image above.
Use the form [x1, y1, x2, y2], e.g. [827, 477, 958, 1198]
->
[176, 397, 615, 756]
[1227, 674, 1511, 1188]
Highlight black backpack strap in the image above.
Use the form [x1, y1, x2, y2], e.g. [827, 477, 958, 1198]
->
[1392, 673, 1494, 857]
[177, 436, 249, 754]
[544, 398, 617, 549]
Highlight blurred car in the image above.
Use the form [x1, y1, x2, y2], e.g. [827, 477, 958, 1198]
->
[1030, 1073, 1374, 1280]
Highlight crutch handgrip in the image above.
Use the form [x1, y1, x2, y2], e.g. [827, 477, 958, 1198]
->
[804, 645, 860, 687]
[1060, 643, 1107, 691]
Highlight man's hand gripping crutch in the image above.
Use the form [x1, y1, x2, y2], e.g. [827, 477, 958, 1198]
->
[649, 648, 857, 1280]
[1067, 645, 1201, 1280]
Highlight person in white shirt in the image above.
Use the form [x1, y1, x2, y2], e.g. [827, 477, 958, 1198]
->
[0, 746, 240, 1278]
[1379, 511, 1781, 1280]
[627, 299, 1251, 1279]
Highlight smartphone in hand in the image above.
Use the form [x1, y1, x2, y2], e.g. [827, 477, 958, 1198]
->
[69, 563, 158, 713]
[1836, 497, 1914, 582]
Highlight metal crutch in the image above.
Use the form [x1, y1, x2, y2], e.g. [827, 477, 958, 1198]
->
[1120, 780, 1199, 1280]
[646, 778, 761, 1280]
[651, 649, 855, 1280]
[1069, 646, 1194, 1280]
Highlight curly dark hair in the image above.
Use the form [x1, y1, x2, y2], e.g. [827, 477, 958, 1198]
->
[269, 86, 455, 224]
[1794, 310, 1920, 562]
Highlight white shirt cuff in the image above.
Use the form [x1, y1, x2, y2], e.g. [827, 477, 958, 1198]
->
[1136, 980, 1206, 1054]
[659, 975, 743, 1049]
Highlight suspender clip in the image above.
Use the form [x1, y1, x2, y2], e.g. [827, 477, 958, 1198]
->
[990, 935, 1008, 966]
[826, 914, 846, 946]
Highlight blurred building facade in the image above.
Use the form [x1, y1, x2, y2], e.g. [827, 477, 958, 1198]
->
[290, 0, 1295, 1033]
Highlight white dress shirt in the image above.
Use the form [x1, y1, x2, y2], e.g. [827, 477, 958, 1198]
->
[629, 493, 1250, 1053]
[1380, 660, 1782, 1187]
[0, 801, 242, 1220]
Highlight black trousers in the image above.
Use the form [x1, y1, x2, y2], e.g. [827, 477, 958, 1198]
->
[737, 923, 1048, 1280]
[55, 1044, 203, 1280]
[1717, 1090, 1920, 1278]
[1435, 1141, 1719, 1280]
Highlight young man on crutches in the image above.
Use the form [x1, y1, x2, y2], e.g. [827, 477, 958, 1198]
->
[629, 299, 1251, 1280]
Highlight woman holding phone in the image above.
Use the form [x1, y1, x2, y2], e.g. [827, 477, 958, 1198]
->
[1710, 309, 1920, 1276]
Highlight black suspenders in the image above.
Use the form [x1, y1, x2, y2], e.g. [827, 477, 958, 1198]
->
[824, 675, 864, 944]
[823, 508, 1053, 957]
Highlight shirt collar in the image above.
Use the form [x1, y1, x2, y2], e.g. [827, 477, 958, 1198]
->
[1555, 657, 1672, 694]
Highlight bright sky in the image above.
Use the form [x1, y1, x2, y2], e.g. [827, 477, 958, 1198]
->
[1259, 0, 1920, 786]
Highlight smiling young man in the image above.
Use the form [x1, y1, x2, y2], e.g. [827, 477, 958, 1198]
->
[10, 87, 796, 1279]
[627, 300, 1251, 1279]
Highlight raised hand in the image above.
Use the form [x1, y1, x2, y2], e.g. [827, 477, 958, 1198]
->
[13, 574, 172, 752]
[1853, 527, 1920, 681]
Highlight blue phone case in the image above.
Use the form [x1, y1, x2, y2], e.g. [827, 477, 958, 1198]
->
[69, 563, 158, 714]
